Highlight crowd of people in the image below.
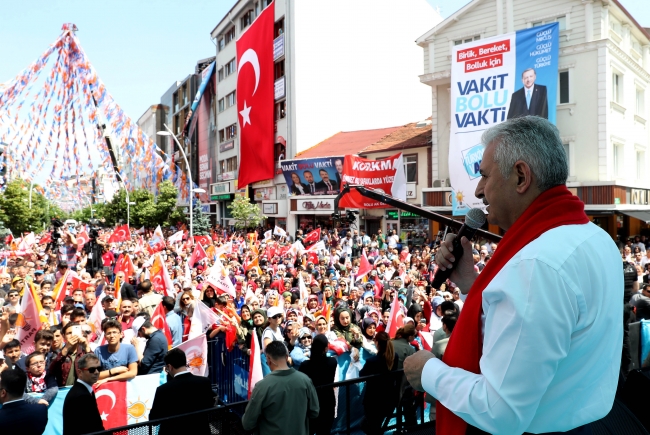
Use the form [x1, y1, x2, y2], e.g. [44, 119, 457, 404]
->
[0, 212, 646, 434]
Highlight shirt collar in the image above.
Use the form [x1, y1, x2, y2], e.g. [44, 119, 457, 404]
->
[174, 370, 191, 377]
[2, 398, 25, 406]
[77, 379, 94, 394]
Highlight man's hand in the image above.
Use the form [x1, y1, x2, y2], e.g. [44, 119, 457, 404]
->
[37, 399, 49, 406]
[435, 234, 477, 292]
[404, 350, 436, 392]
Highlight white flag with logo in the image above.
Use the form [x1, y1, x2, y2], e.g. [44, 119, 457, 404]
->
[174, 333, 208, 376]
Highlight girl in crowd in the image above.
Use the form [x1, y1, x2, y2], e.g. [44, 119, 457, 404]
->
[299, 334, 337, 435]
[332, 306, 362, 349]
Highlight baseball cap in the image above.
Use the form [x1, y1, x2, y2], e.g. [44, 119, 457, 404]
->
[132, 316, 146, 332]
[34, 270, 44, 276]
[266, 306, 283, 318]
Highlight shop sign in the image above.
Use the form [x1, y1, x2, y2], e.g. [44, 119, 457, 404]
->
[222, 171, 236, 181]
[275, 77, 285, 100]
[386, 210, 399, 220]
[400, 211, 421, 218]
[277, 184, 288, 200]
[211, 194, 233, 201]
[297, 199, 334, 211]
[631, 189, 649, 205]
[406, 183, 417, 199]
[220, 141, 234, 152]
[273, 34, 284, 60]
[254, 187, 275, 201]
[201, 204, 210, 213]
[211, 182, 231, 194]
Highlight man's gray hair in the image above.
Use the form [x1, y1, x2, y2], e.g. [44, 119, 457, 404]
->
[481, 116, 568, 191]
[77, 353, 100, 369]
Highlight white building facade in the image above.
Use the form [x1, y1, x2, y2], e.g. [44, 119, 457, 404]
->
[209, 0, 442, 235]
[417, 0, 650, 240]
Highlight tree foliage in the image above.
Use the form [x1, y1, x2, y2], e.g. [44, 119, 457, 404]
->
[0, 179, 60, 235]
[227, 195, 266, 230]
[101, 181, 186, 228]
[192, 200, 211, 235]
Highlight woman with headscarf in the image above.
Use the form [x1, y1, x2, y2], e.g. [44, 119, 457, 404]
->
[360, 331, 399, 434]
[289, 327, 312, 369]
[236, 305, 254, 355]
[360, 317, 377, 356]
[332, 306, 363, 349]
[314, 315, 337, 342]
[299, 334, 337, 435]
[250, 308, 271, 376]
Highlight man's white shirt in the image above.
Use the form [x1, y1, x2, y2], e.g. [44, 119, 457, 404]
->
[422, 223, 622, 434]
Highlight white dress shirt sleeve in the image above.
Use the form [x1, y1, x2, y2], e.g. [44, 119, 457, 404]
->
[422, 258, 579, 435]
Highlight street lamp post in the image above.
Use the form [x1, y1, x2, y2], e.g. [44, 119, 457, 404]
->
[157, 124, 205, 241]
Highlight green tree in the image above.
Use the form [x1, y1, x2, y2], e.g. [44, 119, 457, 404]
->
[192, 200, 211, 235]
[102, 181, 187, 228]
[0, 180, 51, 234]
[227, 195, 266, 230]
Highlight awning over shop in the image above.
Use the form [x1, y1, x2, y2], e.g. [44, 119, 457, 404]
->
[620, 211, 650, 224]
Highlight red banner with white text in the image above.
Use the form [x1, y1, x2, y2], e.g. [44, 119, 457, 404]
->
[338, 152, 406, 208]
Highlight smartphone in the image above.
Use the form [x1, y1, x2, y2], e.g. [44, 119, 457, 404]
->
[71, 325, 82, 338]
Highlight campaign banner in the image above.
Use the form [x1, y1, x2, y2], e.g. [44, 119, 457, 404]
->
[339, 152, 406, 208]
[281, 156, 344, 196]
[449, 23, 559, 215]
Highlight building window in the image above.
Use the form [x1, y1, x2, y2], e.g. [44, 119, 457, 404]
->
[174, 114, 180, 135]
[275, 100, 286, 120]
[218, 38, 225, 51]
[220, 157, 238, 173]
[612, 73, 622, 104]
[218, 68, 224, 82]
[218, 98, 225, 113]
[636, 88, 645, 115]
[227, 91, 236, 107]
[556, 16, 566, 31]
[613, 143, 624, 177]
[173, 93, 179, 112]
[219, 129, 225, 142]
[637, 150, 645, 180]
[255, 1, 260, 15]
[275, 17, 284, 37]
[404, 154, 417, 183]
[533, 16, 566, 30]
[225, 58, 236, 76]
[241, 10, 254, 29]
[454, 36, 480, 45]
[559, 71, 570, 104]
[224, 27, 236, 45]
[274, 60, 285, 80]
[226, 124, 237, 140]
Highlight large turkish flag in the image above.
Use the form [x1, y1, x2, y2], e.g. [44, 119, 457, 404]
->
[236, 2, 275, 188]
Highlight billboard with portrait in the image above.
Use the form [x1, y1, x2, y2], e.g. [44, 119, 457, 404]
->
[280, 156, 345, 196]
[449, 22, 559, 215]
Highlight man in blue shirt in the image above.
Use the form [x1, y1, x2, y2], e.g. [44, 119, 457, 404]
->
[93, 319, 138, 387]
[132, 315, 168, 375]
[162, 296, 182, 347]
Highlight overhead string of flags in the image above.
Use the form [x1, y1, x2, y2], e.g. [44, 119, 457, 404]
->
[0, 23, 195, 202]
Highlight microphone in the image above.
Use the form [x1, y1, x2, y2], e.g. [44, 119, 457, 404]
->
[431, 207, 486, 289]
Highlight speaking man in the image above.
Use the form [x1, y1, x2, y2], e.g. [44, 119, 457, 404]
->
[507, 68, 548, 119]
[62, 353, 104, 435]
[0, 369, 49, 435]
[404, 116, 621, 435]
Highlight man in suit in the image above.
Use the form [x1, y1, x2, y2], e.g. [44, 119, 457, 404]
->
[507, 68, 548, 119]
[303, 170, 318, 195]
[149, 348, 216, 435]
[334, 158, 344, 187]
[62, 353, 104, 435]
[315, 169, 338, 194]
[0, 369, 48, 435]
[116, 271, 137, 300]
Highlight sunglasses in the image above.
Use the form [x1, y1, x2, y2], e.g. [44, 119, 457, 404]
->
[82, 366, 101, 373]
[300, 336, 312, 341]
[272, 315, 283, 319]
[181, 298, 190, 302]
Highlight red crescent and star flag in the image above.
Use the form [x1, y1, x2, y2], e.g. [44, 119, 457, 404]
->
[302, 228, 321, 246]
[236, 2, 274, 188]
[108, 224, 131, 244]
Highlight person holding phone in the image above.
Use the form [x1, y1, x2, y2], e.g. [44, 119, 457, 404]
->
[48, 322, 90, 387]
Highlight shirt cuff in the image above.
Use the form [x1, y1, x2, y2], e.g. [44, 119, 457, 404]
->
[421, 357, 447, 397]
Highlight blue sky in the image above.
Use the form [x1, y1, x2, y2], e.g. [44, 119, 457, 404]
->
[0, 0, 648, 123]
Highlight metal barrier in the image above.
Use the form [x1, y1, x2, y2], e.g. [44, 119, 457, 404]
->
[207, 334, 250, 403]
[87, 369, 435, 435]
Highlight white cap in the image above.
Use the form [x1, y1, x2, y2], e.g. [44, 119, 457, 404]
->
[132, 316, 146, 333]
[266, 306, 283, 318]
